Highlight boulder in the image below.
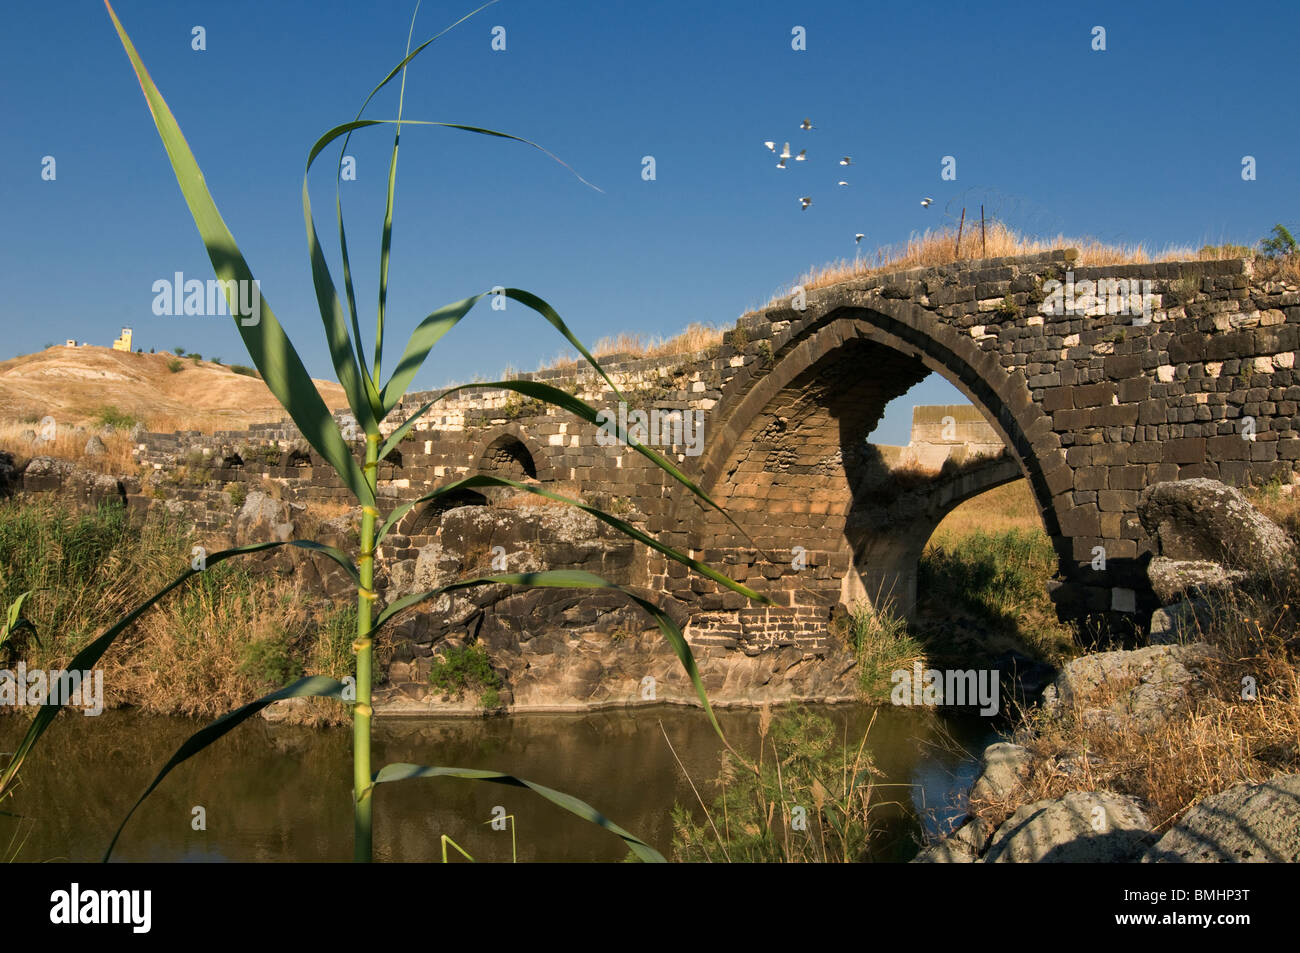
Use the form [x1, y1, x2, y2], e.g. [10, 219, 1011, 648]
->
[970, 742, 1034, 803]
[1041, 643, 1212, 733]
[911, 819, 991, 863]
[1141, 773, 1300, 863]
[234, 490, 294, 544]
[982, 790, 1153, 863]
[0, 452, 17, 497]
[1147, 557, 1246, 605]
[19, 456, 124, 506]
[1138, 479, 1296, 577]
[84, 435, 106, 456]
[1147, 599, 1212, 645]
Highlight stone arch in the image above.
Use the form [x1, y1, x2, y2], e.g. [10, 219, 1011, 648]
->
[397, 487, 491, 538]
[665, 297, 1068, 642]
[469, 424, 554, 483]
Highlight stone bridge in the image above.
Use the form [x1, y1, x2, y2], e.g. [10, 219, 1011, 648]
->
[118, 248, 1300, 703]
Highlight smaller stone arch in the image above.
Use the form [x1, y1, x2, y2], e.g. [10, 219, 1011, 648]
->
[398, 487, 491, 537]
[469, 424, 554, 482]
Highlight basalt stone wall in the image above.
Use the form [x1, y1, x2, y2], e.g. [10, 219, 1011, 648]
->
[120, 250, 1300, 664]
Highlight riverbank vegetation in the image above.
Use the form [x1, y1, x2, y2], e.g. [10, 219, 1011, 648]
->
[0, 499, 351, 723]
[671, 706, 889, 862]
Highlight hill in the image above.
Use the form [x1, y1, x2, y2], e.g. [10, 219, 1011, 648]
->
[0, 345, 345, 433]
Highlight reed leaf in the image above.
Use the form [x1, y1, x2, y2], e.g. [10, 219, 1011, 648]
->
[372, 762, 664, 862]
[104, 676, 351, 861]
[105, 0, 374, 505]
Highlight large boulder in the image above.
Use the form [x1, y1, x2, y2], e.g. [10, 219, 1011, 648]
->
[1138, 479, 1296, 577]
[1141, 773, 1300, 863]
[1041, 643, 1213, 733]
[981, 790, 1153, 863]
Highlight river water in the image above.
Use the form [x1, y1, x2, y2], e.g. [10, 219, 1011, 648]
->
[0, 705, 998, 862]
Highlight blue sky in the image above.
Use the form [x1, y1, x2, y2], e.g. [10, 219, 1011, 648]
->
[2, 0, 1296, 444]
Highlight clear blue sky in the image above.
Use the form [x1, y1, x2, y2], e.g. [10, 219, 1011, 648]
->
[2, 0, 1296, 444]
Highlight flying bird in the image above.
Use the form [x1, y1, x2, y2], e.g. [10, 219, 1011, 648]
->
[839, 157, 852, 166]
[855, 233, 865, 244]
[800, 118, 814, 130]
[799, 196, 812, 210]
[795, 149, 807, 161]
[838, 180, 849, 187]
[764, 140, 776, 152]
[776, 158, 787, 169]
[921, 197, 933, 208]
[779, 142, 791, 159]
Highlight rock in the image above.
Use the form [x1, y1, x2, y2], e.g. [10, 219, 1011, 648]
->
[1147, 557, 1246, 605]
[982, 790, 1153, 863]
[234, 490, 293, 544]
[18, 456, 124, 506]
[911, 819, 991, 863]
[1141, 773, 1300, 863]
[990, 649, 1057, 702]
[1041, 643, 1213, 733]
[1138, 479, 1297, 577]
[970, 742, 1034, 803]
[0, 452, 17, 497]
[84, 435, 107, 456]
[129, 422, 147, 441]
[1148, 599, 1212, 645]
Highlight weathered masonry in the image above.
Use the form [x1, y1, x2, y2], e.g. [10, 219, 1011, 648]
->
[125, 250, 1300, 670]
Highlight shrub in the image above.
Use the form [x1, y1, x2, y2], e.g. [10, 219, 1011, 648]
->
[224, 481, 247, 508]
[428, 643, 502, 699]
[1259, 224, 1298, 259]
[167, 358, 183, 373]
[238, 634, 303, 688]
[229, 364, 260, 379]
[94, 405, 138, 431]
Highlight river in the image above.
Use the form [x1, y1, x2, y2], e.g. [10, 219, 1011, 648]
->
[0, 704, 998, 862]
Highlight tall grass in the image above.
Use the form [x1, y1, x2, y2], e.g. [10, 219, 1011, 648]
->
[0, 500, 349, 723]
[920, 528, 1076, 664]
[670, 706, 894, 863]
[767, 220, 1300, 306]
[844, 602, 926, 702]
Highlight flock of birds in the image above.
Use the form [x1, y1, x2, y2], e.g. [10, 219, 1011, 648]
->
[764, 118, 933, 249]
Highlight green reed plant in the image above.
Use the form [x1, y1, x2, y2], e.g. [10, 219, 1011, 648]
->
[0, 0, 768, 863]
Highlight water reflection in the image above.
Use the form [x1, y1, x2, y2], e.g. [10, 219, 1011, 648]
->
[0, 704, 997, 862]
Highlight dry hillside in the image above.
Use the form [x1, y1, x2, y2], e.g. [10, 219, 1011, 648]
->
[0, 345, 345, 433]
